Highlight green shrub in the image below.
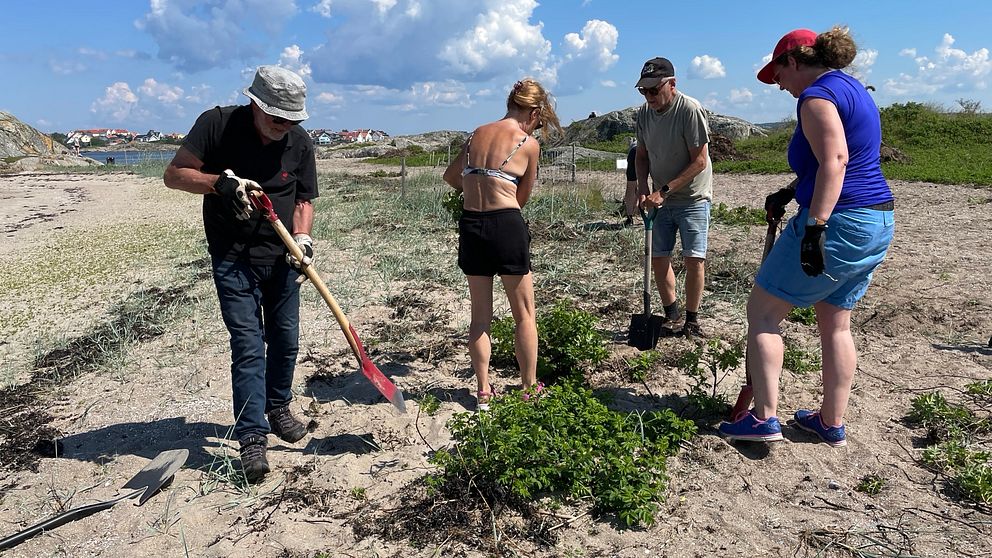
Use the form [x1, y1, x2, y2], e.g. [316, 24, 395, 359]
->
[855, 473, 887, 495]
[441, 190, 463, 222]
[909, 391, 992, 506]
[787, 306, 817, 326]
[711, 203, 765, 227]
[492, 302, 607, 383]
[582, 132, 635, 154]
[676, 339, 742, 417]
[782, 341, 821, 375]
[428, 381, 697, 526]
[626, 350, 661, 383]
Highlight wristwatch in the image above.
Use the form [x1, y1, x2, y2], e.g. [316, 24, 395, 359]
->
[660, 184, 670, 194]
[806, 216, 828, 226]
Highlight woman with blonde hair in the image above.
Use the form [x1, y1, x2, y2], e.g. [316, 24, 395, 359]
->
[443, 78, 563, 411]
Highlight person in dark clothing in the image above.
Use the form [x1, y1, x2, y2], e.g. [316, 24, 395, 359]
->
[622, 138, 639, 226]
[163, 65, 318, 483]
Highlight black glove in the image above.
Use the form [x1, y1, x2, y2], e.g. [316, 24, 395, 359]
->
[765, 187, 795, 221]
[286, 233, 314, 269]
[214, 170, 262, 220]
[800, 224, 827, 277]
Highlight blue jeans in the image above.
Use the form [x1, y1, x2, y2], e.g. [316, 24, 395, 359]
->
[652, 200, 711, 258]
[212, 255, 302, 440]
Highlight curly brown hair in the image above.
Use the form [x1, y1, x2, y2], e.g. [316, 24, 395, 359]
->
[777, 26, 858, 71]
[506, 78, 564, 138]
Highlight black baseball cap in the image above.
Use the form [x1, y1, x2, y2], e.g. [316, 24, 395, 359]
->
[635, 57, 675, 88]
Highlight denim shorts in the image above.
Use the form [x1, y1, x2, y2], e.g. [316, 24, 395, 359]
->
[652, 200, 710, 258]
[756, 206, 895, 310]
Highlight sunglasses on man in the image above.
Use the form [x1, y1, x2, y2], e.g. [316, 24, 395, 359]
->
[271, 115, 303, 125]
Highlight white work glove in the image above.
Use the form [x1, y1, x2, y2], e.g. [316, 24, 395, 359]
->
[214, 169, 262, 220]
[286, 233, 314, 269]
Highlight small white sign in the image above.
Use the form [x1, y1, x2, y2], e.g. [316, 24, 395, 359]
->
[616, 159, 627, 170]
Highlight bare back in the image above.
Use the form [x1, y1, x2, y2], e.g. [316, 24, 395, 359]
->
[443, 119, 539, 212]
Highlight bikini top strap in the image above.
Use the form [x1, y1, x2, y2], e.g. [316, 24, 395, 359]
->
[464, 133, 474, 167]
[497, 135, 528, 171]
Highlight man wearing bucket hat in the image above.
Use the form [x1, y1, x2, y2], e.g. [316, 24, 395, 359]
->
[164, 65, 318, 482]
[633, 57, 713, 338]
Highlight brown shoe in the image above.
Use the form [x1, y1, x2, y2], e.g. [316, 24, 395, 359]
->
[239, 435, 269, 484]
[267, 405, 308, 443]
[682, 321, 705, 338]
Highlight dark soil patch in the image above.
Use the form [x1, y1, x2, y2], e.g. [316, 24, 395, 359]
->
[0, 285, 193, 473]
[352, 476, 556, 556]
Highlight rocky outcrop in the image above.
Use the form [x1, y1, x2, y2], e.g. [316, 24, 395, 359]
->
[0, 111, 64, 158]
[560, 106, 767, 146]
[0, 111, 97, 172]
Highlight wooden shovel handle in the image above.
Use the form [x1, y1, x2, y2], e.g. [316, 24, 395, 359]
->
[248, 192, 363, 361]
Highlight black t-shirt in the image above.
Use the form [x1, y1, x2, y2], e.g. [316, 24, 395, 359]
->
[182, 105, 318, 263]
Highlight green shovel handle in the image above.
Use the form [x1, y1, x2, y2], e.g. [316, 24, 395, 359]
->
[639, 207, 658, 231]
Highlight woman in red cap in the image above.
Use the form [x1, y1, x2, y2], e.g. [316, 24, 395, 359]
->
[719, 27, 894, 446]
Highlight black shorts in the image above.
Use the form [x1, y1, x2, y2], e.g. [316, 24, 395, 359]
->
[458, 208, 531, 276]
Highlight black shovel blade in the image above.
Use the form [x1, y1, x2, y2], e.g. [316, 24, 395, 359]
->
[627, 313, 665, 350]
[0, 449, 188, 551]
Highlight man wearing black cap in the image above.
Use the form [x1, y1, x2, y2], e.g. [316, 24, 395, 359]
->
[633, 57, 713, 337]
[164, 65, 318, 483]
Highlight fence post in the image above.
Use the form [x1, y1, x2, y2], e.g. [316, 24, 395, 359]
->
[401, 156, 407, 198]
[571, 144, 576, 183]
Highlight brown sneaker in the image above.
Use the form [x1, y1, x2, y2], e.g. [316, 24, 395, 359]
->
[682, 321, 706, 338]
[661, 314, 682, 336]
[267, 405, 308, 443]
[239, 435, 269, 484]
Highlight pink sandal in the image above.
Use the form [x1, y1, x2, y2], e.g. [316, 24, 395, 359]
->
[477, 389, 494, 411]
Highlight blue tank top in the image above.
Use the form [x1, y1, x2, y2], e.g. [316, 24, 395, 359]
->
[789, 71, 893, 210]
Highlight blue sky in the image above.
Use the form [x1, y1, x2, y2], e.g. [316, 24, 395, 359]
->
[1, 1, 988, 136]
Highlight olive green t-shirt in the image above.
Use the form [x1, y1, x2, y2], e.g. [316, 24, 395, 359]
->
[635, 91, 713, 206]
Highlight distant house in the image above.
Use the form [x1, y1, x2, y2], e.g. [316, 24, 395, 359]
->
[135, 130, 163, 143]
[308, 129, 335, 145]
[338, 128, 389, 143]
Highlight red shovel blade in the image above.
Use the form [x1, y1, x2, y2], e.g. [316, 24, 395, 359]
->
[729, 384, 753, 422]
[349, 324, 407, 413]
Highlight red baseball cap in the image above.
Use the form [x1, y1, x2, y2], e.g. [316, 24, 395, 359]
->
[757, 29, 817, 84]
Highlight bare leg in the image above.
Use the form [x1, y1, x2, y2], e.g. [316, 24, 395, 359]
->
[683, 257, 705, 313]
[651, 256, 677, 307]
[466, 275, 495, 395]
[501, 273, 538, 389]
[746, 284, 793, 420]
[624, 180, 639, 217]
[814, 301, 856, 426]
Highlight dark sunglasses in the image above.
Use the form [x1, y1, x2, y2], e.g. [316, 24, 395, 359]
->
[637, 86, 660, 96]
[271, 115, 303, 125]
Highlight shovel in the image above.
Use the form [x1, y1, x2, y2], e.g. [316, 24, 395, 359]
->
[0, 449, 188, 551]
[249, 191, 407, 414]
[627, 207, 665, 351]
[729, 215, 781, 421]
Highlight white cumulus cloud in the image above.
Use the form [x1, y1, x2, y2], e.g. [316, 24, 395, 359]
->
[729, 88, 753, 104]
[137, 0, 298, 72]
[688, 55, 725, 79]
[91, 82, 139, 121]
[139, 78, 184, 104]
[279, 45, 312, 80]
[884, 33, 991, 96]
[307, 0, 615, 99]
[311, 0, 333, 17]
[316, 91, 344, 105]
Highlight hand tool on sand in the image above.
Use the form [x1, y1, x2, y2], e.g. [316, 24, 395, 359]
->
[729, 215, 781, 421]
[0, 449, 188, 551]
[249, 191, 407, 413]
[627, 207, 665, 351]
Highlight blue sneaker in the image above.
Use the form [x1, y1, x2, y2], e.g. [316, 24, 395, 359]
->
[718, 411, 784, 442]
[793, 409, 847, 447]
